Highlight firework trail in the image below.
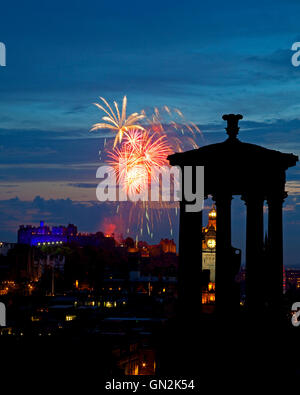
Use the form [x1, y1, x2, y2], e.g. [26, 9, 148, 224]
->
[107, 130, 173, 196]
[93, 98, 203, 241]
[141, 105, 202, 151]
[91, 96, 145, 147]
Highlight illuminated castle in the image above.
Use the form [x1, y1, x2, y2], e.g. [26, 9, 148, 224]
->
[17, 221, 115, 249]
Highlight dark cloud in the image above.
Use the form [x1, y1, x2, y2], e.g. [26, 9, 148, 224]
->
[0, 196, 178, 245]
[0, 0, 300, 265]
[1, 117, 300, 183]
[66, 183, 97, 189]
[0, 194, 299, 266]
[1, 0, 300, 130]
[0, 196, 114, 241]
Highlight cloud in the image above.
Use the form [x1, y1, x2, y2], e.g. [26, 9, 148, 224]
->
[1, 115, 300, 189]
[0, 194, 299, 266]
[0, 196, 179, 246]
[66, 183, 97, 189]
[0, 196, 114, 242]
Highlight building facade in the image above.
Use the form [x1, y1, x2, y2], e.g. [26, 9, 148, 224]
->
[18, 221, 115, 249]
[202, 207, 216, 304]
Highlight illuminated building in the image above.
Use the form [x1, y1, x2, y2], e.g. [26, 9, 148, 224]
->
[17, 221, 115, 249]
[202, 207, 216, 282]
[159, 239, 176, 254]
[202, 207, 216, 304]
[285, 269, 300, 290]
[202, 282, 216, 304]
[18, 221, 76, 245]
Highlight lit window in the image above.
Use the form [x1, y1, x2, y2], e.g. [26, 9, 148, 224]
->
[65, 315, 76, 321]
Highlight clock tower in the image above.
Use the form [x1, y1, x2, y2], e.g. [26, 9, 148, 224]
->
[202, 207, 217, 304]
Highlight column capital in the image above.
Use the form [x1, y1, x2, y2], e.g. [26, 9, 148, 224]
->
[212, 193, 233, 203]
[266, 191, 287, 205]
[241, 193, 265, 205]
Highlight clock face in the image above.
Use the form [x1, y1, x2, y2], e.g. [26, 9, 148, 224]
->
[207, 239, 216, 249]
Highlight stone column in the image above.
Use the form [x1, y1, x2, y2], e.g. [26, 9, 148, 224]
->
[213, 194, 232, 313]
[178, 199, 203, 318]
[267, 191, 285, 313]
[243, 194, 264, 313]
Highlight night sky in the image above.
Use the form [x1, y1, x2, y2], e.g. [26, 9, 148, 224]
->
[1, 0, 300, 266]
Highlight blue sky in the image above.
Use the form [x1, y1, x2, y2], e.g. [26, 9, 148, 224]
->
[1, 0, 300, 265]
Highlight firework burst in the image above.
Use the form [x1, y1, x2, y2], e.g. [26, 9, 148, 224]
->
[94, 97, 203, 240]
[141, 105, 202, 151]
[107, 130, 172, 196]
[91, 96, 145, 147]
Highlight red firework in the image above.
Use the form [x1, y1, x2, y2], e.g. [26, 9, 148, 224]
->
[107, 130, 172, 196]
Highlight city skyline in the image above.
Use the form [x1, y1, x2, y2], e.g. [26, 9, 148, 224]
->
[1, 1, 300, 381]
[1, 0, 300, 267]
